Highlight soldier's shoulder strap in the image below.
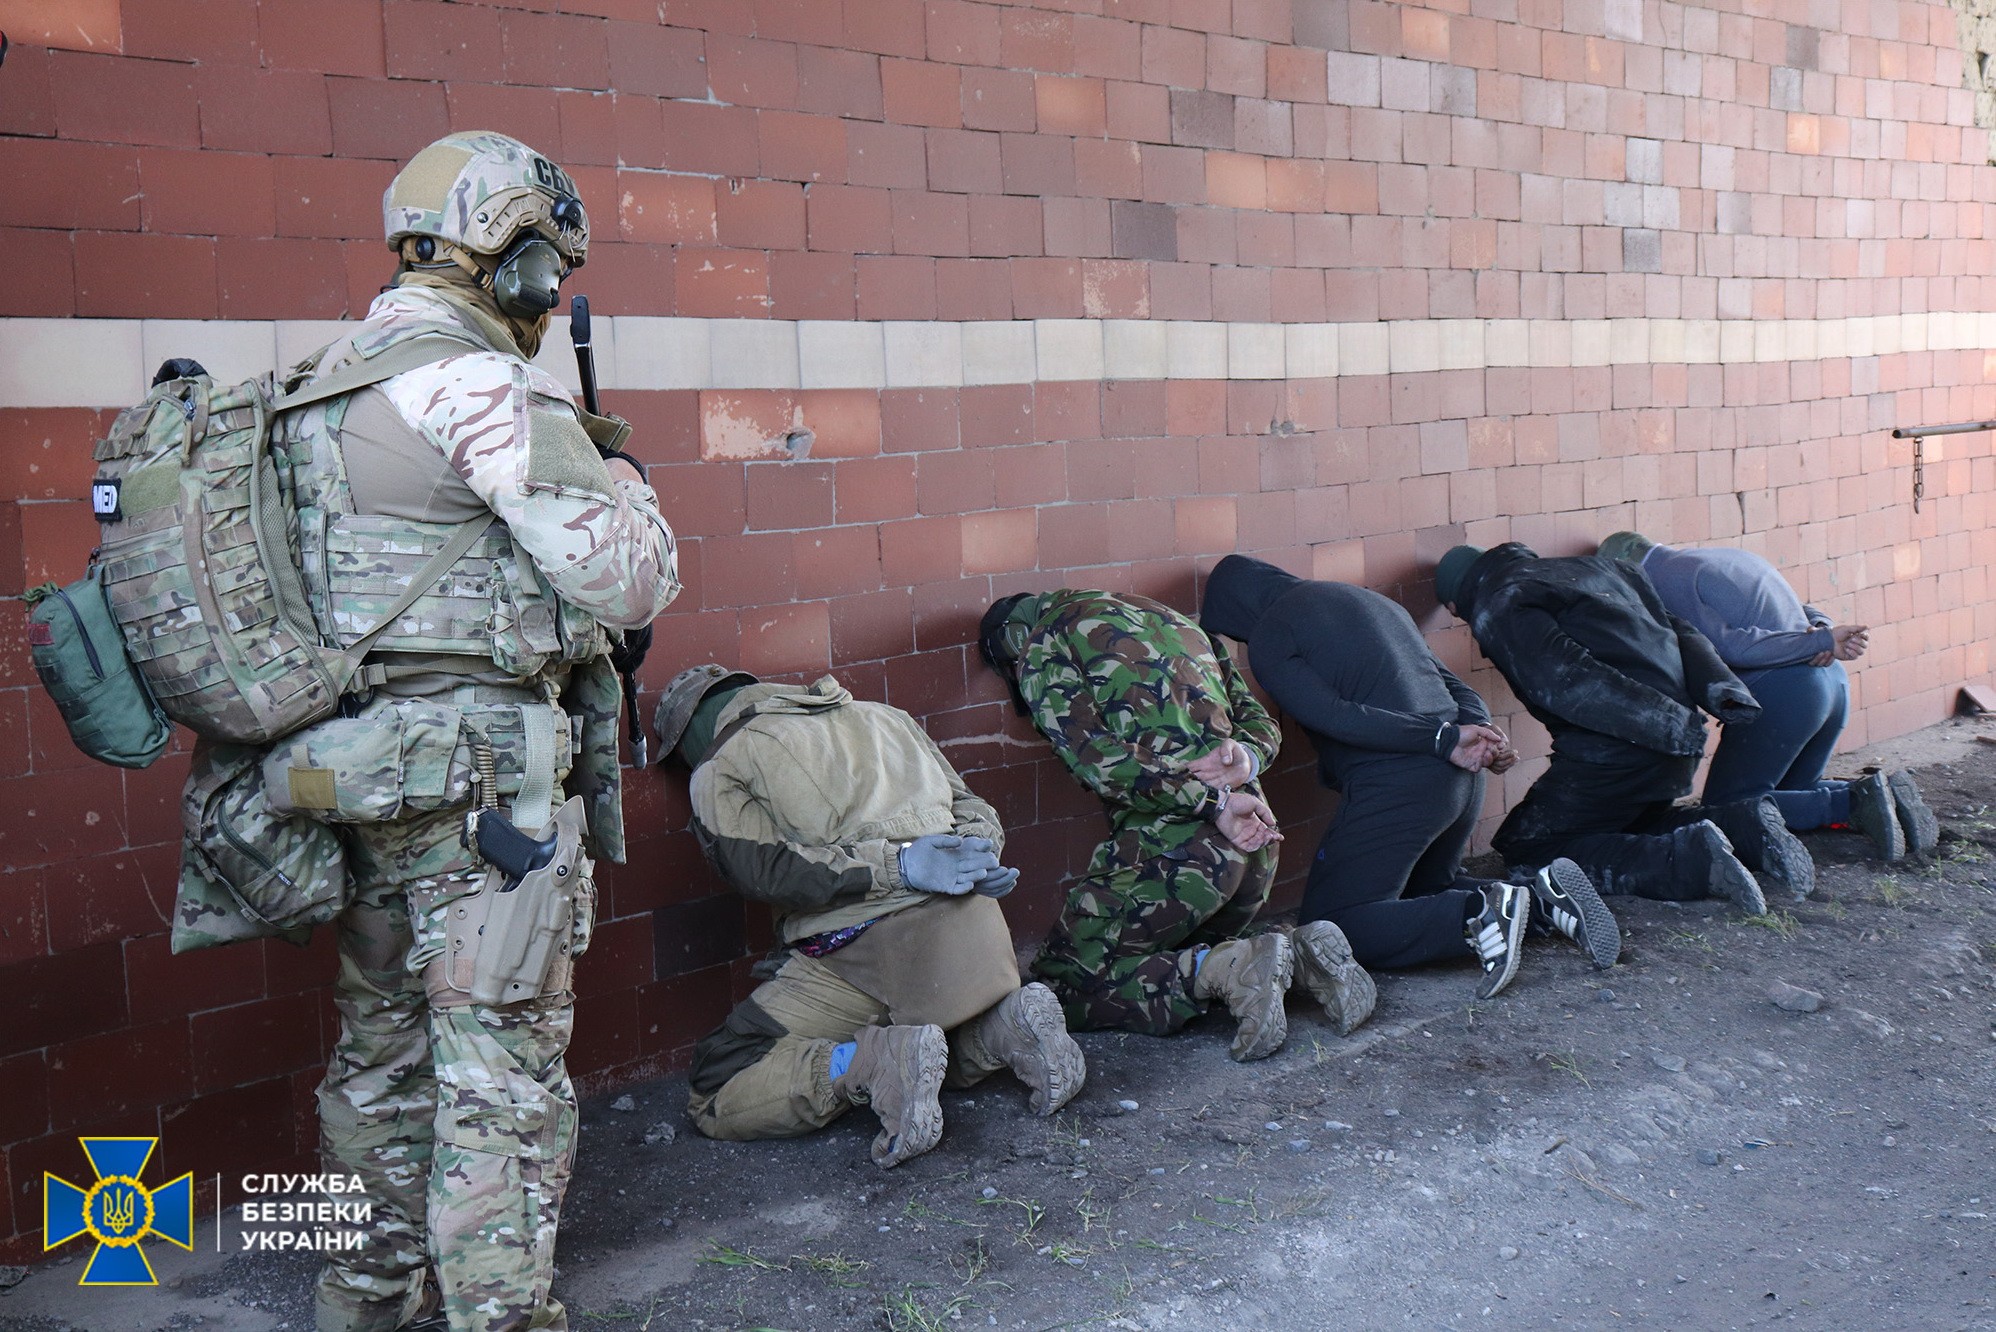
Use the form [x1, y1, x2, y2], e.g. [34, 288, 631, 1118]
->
[270, 333, 488, 414]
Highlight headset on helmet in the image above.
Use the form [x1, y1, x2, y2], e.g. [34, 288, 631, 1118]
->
[384, 131, 589, 319]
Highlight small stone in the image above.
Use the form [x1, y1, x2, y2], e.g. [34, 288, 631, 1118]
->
[1383, 1108, 1401, 1117]
[1697, 1148, 1722, 1166]
[643, 1122, 676, 1146]
[1882, 1135, 1897, 1148]
[1652, 1054, 1687, 1073]
[658, 1217, 675, 1230]
[1766, 981, 1823, 1013]
[1118, 1099, 1141, 1112]
[1596, 988, 1617, 1003]
[982, 1186, 999, 1199]
[1264, 1121, 1282, 1131]
[1497, 1246, 1520, 1261]
[1324, 1120, 1353, 1132]
[1148, 1167, 1166, 1176]
[1078, 1138, 1090, 1149]
[878, 1225, 891, 1233]
[609, 1094, 636, 1113]
[1286, 1139, 1312, 1154]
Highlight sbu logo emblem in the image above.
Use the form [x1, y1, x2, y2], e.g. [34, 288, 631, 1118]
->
[44, 1137, 193, 1286]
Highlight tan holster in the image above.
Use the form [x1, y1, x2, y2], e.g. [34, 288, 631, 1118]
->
[428, 796, 595, 1008]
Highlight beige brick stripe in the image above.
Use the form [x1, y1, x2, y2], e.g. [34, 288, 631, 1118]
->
[2, 313, 1990, 409]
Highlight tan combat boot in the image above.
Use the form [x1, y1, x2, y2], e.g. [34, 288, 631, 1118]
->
[833, 1024, 948, 1168]
[1289, 920, 1377, 1037]
[960, 983, 1086, 1116]
[1192, 933, 1293, 1062]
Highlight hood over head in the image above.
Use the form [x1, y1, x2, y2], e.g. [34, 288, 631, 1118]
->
[1200, 554, 1301, 642]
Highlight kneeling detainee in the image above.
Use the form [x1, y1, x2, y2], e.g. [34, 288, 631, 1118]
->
[1435, 543, 1814, 912]
[1599, 532, 1936, 864]
[979, 588, 1376, 1062]
[660, 666, 1085, 1169]
[1200, 554, 1620, 1001]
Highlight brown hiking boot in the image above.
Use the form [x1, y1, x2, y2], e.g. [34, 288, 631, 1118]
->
[1289, 921, 1376, 1036]
[1192, 933, 1293, 1062]
[962, 983, 1086, 1116]
[832, 1024, 947, 1168]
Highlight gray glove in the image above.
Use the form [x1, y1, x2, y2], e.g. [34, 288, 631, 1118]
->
[972, 866, 1020, 898]
[898, 834, 1002, 895]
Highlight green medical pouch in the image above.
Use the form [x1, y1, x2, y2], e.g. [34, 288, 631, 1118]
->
[25, 576, 173, 769]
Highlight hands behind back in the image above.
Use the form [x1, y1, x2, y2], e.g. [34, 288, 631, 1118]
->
[1214, 793, 1283, 853]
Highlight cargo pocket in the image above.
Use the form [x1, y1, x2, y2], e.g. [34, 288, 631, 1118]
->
[174, 742, 349, 952]
[261, 705, 470, 822]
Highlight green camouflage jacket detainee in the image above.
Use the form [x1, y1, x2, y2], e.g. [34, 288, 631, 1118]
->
[1016, 590, 1281, 857]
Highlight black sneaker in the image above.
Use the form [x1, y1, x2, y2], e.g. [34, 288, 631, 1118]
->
[1887, 771, 1938, 857]
[1678, 820, 1766, 914]
[1526, 859, 1621, 969]
[1743, 797, 1815, 901]
[1466, 882, 1530, 999]
[1847, 773, 1905, 862]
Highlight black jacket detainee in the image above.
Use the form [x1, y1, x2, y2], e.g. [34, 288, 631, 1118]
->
[1435, 542, 1816, 910]
[1201, 554, 1619, 1001]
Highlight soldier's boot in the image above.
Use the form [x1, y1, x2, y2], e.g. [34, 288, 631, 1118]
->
[1887, 771, 1939, 857]
[1846, 773, 1906, 862]
[1524, 859, 1621, 969]
[401, 1275, 446, 1332]
[959, 983, 1086, 1116]
[1674, 820, 1766, 914]
[1288, 921, 1376, 1037]
[1193, 934, 1293, 1062]
[833, 1024, 948, 1168]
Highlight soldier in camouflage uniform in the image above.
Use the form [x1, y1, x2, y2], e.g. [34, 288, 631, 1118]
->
[268, 133, 678, 1332]
[979, 590, 1374, 1061]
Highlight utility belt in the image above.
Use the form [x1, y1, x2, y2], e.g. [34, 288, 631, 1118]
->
[275, 693, 594, 1008]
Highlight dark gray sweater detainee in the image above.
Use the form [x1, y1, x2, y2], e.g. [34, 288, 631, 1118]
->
[1434, 542, 1818, 909]
[1599, 533, 1936, 861]
[1200, 554, 1620, 1000]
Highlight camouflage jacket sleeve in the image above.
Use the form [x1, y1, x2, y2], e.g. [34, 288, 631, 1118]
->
[688, 746, 909, 915]
[383, 351, 680, 630]
[1023, 596, 1259, 822]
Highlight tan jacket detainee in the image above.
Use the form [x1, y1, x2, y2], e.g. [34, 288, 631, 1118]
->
[682, 677, 1070, 1153]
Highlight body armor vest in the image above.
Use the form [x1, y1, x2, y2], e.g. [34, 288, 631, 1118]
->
[276, 299, 609, 686]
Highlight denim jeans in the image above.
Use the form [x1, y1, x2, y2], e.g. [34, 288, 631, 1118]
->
[1703, 661, 1850, 829]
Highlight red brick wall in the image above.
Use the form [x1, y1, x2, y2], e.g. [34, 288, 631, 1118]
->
[3, 0, 1994, 1260]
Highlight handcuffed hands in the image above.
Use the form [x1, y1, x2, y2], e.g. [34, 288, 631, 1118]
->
[1187, 738, 1256, 788]
[899, 834, 1004, 895]
[1214, 793, 1284, 853]
[1448, 723, 1509, 772]
[1811, 623, 1869, 665]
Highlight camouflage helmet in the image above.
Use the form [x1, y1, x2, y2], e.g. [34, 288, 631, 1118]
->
[654, 664, 758, 763]
[384, 131, 589, 266]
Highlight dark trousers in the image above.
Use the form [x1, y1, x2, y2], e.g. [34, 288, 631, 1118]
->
[1704, 661, 1851, 829]
[1493, 749, 1711, 900]
[1299, 757, 1487, 971]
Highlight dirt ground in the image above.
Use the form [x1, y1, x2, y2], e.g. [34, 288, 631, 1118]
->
[5, 720, 1994, 1332]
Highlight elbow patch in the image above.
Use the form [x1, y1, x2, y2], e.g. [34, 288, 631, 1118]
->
[525, 405, 616, 498]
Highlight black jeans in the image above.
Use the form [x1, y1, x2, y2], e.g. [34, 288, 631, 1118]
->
[1493, 749, 1710, 899]
[1300, 756, 1489, 971]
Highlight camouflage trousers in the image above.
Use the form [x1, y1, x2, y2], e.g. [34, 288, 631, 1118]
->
[1032, 823, 1276, 1035]
[315, 807, 582, 1332]
[685, 954, 1008, 1141]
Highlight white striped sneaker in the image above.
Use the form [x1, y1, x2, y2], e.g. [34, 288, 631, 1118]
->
[1527, 859, 1621, 969]
[1466, 882, 1530, 1000]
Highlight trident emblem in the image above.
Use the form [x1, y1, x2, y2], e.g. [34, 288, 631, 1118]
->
[44, 1137, 193, 1285]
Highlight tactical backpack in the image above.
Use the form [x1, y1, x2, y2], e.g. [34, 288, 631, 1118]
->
[33, 337, 489, 763]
